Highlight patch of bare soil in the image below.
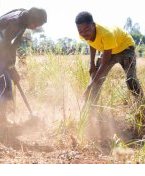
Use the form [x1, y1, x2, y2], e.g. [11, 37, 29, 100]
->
[0, 56, 144, 164]
[0, 118, 113, 164]
[0, 105, 138, 164]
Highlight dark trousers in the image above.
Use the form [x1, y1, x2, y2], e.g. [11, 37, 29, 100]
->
[0, 71, 13, 117]
[90, 46, 144, 104]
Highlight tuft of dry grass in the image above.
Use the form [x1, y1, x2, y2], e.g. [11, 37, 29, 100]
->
[1, 55, 145, 163]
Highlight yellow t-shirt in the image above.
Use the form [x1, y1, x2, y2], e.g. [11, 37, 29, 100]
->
[82, 24, 135, 54]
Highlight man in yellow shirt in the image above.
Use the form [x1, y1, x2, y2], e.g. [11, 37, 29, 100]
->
[75, 11, 143, 104]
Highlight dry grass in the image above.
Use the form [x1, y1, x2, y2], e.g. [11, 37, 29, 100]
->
[1, 55, 145, 163]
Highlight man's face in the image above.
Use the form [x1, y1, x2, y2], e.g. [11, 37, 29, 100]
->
[27, 22, 44, 30]
[77, 23, 96, 41]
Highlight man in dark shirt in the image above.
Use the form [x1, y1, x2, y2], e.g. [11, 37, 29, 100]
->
[0, 7, 47, 122]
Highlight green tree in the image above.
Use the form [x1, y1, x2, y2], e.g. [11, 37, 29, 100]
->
[124, 17, 145, 45]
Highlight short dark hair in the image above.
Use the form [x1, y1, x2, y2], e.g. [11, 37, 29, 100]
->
[28, 7, 47, 24]
[75, 11, 94, 25]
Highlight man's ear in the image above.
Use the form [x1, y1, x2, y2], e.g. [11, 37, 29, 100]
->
[92, 22, 96, 27]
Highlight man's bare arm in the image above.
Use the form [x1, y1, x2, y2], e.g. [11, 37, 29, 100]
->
[83, 49, 112, 98]
[89, 46, 96, 75]
[91, 49, 112, 83]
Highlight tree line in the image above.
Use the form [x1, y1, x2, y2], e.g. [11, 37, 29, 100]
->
[17, 17, 145, 58]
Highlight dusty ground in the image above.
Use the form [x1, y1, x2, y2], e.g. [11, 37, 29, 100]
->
[0, 119, 113, 164]
[0, 57, 145, 164]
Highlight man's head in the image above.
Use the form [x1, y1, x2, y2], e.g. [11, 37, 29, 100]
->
[26, 7, 47, 29]
[75, 11, 96, 41]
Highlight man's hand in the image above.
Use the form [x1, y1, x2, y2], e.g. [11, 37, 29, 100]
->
[89, 63, 96, 76]
[8, 66, 20, 84]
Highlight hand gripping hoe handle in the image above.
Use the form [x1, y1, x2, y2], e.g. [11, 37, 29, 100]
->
[16, 82, 33, 115]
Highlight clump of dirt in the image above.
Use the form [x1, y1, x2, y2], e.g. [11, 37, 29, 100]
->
[0, 117, 110, 163]
[81, 105, 135, 153]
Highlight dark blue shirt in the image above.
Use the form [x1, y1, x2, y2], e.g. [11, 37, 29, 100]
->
[0, 9, 27, 73]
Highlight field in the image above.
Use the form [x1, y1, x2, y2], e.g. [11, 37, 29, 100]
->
[1, 54, 145, 164]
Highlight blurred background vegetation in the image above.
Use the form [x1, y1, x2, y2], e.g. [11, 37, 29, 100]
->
[17, 17, 145, 60]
